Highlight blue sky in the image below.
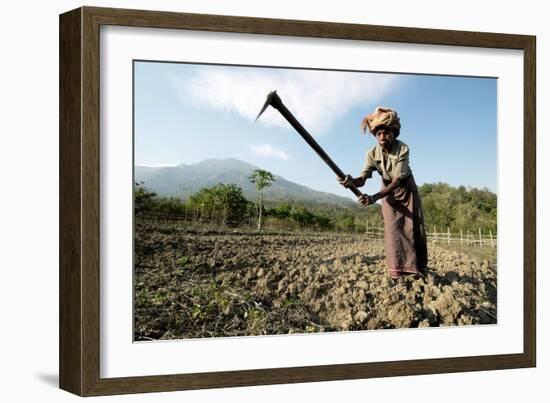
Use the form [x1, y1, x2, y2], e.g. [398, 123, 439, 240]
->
[134, 61, 497, 199]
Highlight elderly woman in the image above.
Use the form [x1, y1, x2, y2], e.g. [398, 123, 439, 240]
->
[339, 107, 428, 285]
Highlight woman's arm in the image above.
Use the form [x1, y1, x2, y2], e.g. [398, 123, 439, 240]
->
[357, 177, 400, 206]
[372, 176, 400, 202]
[338, 175, 366, 188]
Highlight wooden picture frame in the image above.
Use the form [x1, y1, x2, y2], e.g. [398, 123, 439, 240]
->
[59, 6, 536, 396]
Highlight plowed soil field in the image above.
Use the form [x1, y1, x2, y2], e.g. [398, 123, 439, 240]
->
[134, 220, 497, 341]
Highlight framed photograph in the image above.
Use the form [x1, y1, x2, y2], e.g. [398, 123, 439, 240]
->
[59, 6, 536, 396]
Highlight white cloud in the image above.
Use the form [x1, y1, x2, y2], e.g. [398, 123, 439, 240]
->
[249, 144, 290, 160]
[168, 67, 399, 136]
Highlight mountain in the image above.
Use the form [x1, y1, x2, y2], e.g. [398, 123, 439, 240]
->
[135, 158, 355, 207]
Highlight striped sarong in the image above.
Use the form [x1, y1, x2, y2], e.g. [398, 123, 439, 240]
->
[381, 175, 428, 278]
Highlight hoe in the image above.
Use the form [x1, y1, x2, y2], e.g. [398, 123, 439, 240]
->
[256, 90, 363, 199]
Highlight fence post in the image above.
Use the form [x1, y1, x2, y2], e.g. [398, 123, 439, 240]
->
[479, 227, 482, 248]
[447, 227, 451, 245]
[460, 229, 463, 246]
[490, 230, 494, 248]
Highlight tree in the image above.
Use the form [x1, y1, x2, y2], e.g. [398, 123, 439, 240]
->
[134, 183, 157, 214]
[248, 169, 275, 231]
[290, 206, 315, 226]
[418, 182, 496, 233]
[272, 203, 291, 219]
[188, 183, 248, 226]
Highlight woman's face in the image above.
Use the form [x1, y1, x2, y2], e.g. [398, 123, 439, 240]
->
[375, 127, 395, 148]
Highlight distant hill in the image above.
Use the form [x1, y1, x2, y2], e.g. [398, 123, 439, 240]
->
[135, 158, 355, 207]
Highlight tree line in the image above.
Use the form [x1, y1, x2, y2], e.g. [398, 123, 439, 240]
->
[418, 182, 496, 234]
[135, 177, 496, 234]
